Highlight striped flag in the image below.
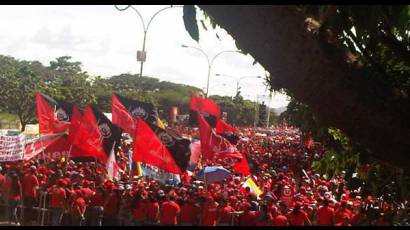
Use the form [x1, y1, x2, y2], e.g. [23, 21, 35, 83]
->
[242, 177, 262, 197]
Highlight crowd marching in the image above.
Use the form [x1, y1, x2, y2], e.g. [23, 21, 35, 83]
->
[0, 92, 408, 226]
[0, 124, 408, 226]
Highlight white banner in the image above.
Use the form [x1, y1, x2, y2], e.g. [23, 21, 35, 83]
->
[0, 134, 26, 162]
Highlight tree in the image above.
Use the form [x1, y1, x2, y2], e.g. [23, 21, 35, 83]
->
[47, 56, 95, 107]
[0, 55, 46, 131]
[193, 5, 410, 169]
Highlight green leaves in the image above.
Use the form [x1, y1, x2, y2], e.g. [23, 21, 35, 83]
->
[183, 5, 199, 42]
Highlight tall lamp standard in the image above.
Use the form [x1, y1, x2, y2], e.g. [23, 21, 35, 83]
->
[215, 74, 262, 97]
[181, 44, 243, 97]
[115, 5, 183, 77]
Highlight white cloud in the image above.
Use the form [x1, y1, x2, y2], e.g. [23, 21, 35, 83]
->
[0, 5, 289, 108]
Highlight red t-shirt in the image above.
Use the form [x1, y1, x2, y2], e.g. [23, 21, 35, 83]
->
[90, 193, 105, 207]
[180, 203, 196, 223]
[201, 203, 219, 226]
[335, 208, 352, 223]
[80, 187, 94, 203]
[48, 185, 66, 208]
[272, 215, 288, 226]
[219, 205, 235, 224]
[71, 197, 86, 216]
[255, 211, 272, 226]
[133, 200, 147, 221]
[147, 201, 160, 221]
[316, 206, 335, 225]
[335, 222, 352, 226]
[160, 201, 180, 225]
[239, 211, 257, 226]
[288, 211, 309, 226]
[104, 193, 119, 215]
[0, 174, 5, 194]
[23, 173, 39, 198]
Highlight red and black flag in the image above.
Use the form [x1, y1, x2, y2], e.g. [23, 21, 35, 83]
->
[189, 95, 220, 127]
[133, 118, 191, 174]
[68, 105, 122, 163]
[112, 94, 159, 135]
[36, 92, 74, 134]
[198, 114, 242, 160]
[216, 119, 240, 145]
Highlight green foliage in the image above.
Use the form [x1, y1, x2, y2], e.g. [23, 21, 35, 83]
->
[209, 94, 277, 126]
[0, 54, 207, 129]
[0, 55, 46, 131]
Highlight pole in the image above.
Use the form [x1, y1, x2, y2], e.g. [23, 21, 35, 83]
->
[115, 5, 182, 78]
[139, 31, 147, 77]
[205, 64, 211, 98]
[236, 80, 240, 97]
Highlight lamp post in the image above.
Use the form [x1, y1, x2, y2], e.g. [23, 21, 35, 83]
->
[115, 5, 182, 77]
[181, 44, 243, 97]
[215, 74, 262, 96]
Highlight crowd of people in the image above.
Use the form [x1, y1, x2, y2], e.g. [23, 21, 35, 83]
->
[0, 124, 408, 226]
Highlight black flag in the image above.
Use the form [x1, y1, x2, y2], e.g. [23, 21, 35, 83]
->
[91, 106, 122, 159]
[146, 122, 191, 172]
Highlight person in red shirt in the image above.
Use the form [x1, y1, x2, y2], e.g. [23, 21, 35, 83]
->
[80, 180, 94, 203]
[0, 167, 5, 197]
[70, 190, 87, 226]
[287, 202, 311, 226]
[132, 191, 148, 226]
[103, 186, 121, 226]
[335, 214, 352, 226]
[6, 172, 22, 225]
[271, 206, 289, 226]
[334, 200, 352, 224]
[22, 166, 39, 225]
[179, 197, 197, 226]
[200, 196, 219, 226]
[316, 199, 335, 225]
[238, 202, 257, 226]
[87, 186, 105, 226]
[217, 199, 235, 226]
[159, 194, 180, 225]
[255, 203, 273, 226]
[146, 193, 160, 225]
[47, 179, 67, 226]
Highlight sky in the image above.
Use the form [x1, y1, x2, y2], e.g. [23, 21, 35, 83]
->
[0, 5, 290, 108]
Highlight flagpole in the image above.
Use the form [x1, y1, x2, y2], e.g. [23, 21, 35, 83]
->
[66, 144, 73, 171]
[128, 149, 132, 178]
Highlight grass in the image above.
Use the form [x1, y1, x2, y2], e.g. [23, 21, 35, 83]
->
[0, 112, 20, 129]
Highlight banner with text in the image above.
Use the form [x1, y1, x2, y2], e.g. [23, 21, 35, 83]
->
[0, 134, 26, 162]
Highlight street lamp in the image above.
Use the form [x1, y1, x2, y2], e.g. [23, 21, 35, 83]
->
[115, 5, 183, 77]
[181, 44, 244, 97]
[215, 73, 262, 96]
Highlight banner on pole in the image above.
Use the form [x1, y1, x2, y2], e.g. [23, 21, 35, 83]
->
[0, 134, 26, 162]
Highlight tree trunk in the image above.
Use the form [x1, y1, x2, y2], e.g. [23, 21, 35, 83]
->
[199, 5, 410, 169]
[19, 115, 26, 132]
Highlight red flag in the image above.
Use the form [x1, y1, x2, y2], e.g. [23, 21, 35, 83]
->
[190, 95, 220, 118]
[24, 134, 63, 160]
[24, 134, 83, 161]
[216, 119, 239, 145]
[216, 119, 237, 134]
[233, 152, 251, 176]
[36, 92, 72, 134]
[133, 118, 182, 174]
[189, 95, 221, 127]
[198, 114, 242, 160]
[112, 94, 159, 135]
[67, 105, 81, 143]
[112, 94, 136, 135]
[68, 106, 121, 163]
